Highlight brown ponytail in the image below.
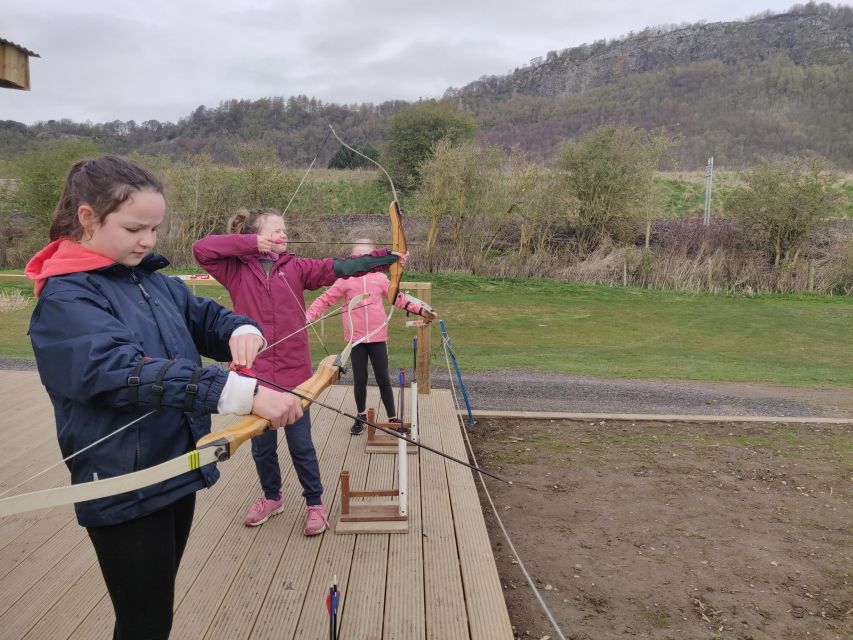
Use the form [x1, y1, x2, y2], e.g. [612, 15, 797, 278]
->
[49, 155, 164, 241]
[227, 207, 282, 235]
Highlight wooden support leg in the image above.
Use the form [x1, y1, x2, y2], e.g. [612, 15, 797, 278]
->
[335, 468, 409, 535]
[340, 470, 350, 517]
[365, 407, 416, 455]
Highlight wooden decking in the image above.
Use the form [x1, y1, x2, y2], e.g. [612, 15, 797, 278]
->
[0, 371, 512, 639]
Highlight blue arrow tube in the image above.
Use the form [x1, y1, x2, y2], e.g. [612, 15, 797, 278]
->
[439, 319, 477, 426]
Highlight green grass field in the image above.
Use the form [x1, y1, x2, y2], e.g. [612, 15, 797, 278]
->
[654, 171, 853, 219]
[2, 271, 851, 388]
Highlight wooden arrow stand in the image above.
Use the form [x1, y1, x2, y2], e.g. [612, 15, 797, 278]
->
[365, 407, 417, 454]
[336, 359, 421, 533]
[336, 401, 414, 534]
[335, 455, 409, 534]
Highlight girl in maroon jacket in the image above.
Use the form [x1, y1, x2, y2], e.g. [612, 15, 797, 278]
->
[193, 208, 403, 533]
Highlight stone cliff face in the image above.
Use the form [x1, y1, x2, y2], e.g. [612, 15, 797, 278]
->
[448, 11, 853, 102]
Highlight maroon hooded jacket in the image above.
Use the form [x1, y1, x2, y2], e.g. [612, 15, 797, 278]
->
[193, 234, 390, 388]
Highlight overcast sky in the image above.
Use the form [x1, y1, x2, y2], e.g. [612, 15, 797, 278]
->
[1, 1, 816, 126]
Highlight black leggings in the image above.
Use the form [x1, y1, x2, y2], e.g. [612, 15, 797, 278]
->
[351, 341, 396, 417]
[87, 493, 196, 640]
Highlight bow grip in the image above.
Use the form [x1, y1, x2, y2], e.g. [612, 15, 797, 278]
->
[196, 414, 270, 461]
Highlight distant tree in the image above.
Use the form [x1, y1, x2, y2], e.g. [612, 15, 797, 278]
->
[554, 124, 674, 251]
[383, 100, 478, 189]
[727, 157, 840, 268]
[14, 139, 101, 234]
[327, 144, 379, 169]
[415, 139, 502, 250]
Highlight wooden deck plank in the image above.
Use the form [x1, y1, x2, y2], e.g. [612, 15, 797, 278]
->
[0, 510, 76, 579]
[0, 453, 75, 555]
[67, 595, 113, 640]
[172, 388, 344, 640]
[0, 376, 55, 421]
[0, 537, 98, 639]
[420, 393, 470, 640]
[0, 377, 63, 474]
[0, 384, 63, 486]
[0, 505, 75, 560]
[0, 375, 513, 640]
[201, 387, 347, 640]
[0, 407, 57, 459]
[252, 388, 360, 639]
[0, 433, 62, 490]
[431, 392, 514, 640]
[22, 561, 107, 640]
[0, 524, 88, 619]
[289, 387, 389, 639]
[382, 397, 426, 639]
[0, 372, 46, 416]
[335, 446, 393, 639]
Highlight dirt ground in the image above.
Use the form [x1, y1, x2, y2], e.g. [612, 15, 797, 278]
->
[469, 418, 852, 640]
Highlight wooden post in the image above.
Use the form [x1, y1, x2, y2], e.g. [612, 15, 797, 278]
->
[398, 433, 408, 516]
[410, 378, 418, 443]
[340, 471, 351, 516]
[400, 281, 431, 394]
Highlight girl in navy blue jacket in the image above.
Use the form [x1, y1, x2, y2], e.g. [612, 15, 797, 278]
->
[26, 156, 302, 640]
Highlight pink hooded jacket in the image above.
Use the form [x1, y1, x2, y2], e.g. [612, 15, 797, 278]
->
[305, 272, 392, 344]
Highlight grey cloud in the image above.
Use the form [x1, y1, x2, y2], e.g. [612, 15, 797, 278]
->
[2, 0, 806, 125]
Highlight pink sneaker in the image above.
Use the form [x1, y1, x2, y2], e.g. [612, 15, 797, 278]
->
[244, 493, 284, 527]
[304, 503, 329, 536]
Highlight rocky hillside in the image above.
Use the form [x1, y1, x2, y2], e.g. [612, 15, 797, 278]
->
[442, 5, 853, 168]
[448, 7, 852, 102]
[2, 4, 851, 169]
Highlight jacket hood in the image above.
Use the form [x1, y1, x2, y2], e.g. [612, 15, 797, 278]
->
[25, 239, 170, 296]
[25, 239, 116, 296]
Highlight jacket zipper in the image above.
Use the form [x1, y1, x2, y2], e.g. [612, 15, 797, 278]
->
[130, 271, 151, 300]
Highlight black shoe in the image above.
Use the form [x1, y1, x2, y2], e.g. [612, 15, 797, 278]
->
[351, 415, 366, 435]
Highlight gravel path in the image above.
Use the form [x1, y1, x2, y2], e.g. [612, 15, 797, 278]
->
[5, 357, 849, 418]
[418, 368, 852, 418]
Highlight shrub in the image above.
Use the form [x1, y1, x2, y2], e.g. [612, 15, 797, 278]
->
[727, 157, 840, 268]
[554, 125, 675, 252]
[383, 100, 478, 190]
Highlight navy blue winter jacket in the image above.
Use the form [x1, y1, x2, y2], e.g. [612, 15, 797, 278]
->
[29, 254, 258, 527]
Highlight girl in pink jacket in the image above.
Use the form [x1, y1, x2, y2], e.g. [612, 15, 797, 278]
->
[193, 211, 403, 533]
[306, 240, 404, 435]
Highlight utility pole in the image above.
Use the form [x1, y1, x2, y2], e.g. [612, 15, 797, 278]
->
[703, 157, 714, 226]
